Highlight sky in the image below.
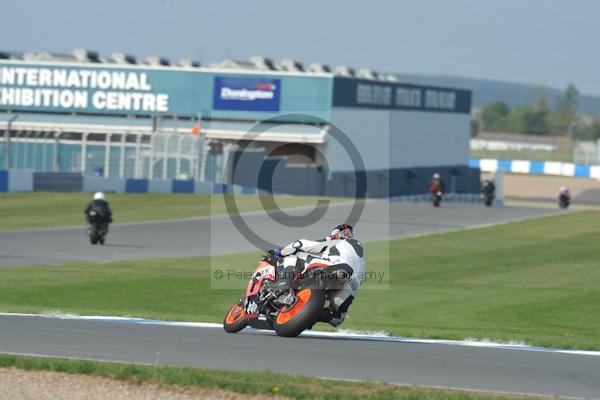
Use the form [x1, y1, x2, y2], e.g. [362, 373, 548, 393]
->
[2, 0, 599, 95]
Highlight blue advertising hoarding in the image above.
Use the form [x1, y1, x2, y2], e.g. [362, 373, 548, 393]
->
[212, 76, 281, 112]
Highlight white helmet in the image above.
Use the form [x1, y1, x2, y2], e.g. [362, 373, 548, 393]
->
[433, 173, 440, 179]
[93, 192, 106, 201]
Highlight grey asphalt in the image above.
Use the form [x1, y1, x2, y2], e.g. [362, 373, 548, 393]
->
[0, 201, 561, 266]
[1, 315, 599, 398]
[1, 201, 583, 397]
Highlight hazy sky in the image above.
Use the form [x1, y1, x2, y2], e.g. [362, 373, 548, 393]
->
[2, 0, 599, 95]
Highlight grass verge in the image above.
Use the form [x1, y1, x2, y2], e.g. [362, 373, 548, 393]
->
[0, 354, 541, 400]
[0, 192, 339, 230]
[470, 149, 573, 163]
[0, 211, 598, 350]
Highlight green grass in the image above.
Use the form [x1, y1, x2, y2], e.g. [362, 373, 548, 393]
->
[0, 354, 541, 400]
[0, 192, 340, 230]
[470, 148, 573, 162]
[0, 211, 599, 350]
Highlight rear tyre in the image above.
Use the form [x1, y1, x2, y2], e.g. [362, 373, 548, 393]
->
[274, 289, 325, 337]
[223, 300, 247, 333]
[89, 225, 99, 245]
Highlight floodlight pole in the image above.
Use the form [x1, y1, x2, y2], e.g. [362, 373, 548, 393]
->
[5, 114, 18, 170]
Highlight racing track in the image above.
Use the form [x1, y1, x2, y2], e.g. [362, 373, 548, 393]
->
[0, 201, 560, 266]
[2, 201, 594, 397]
[1, 314, 599, 398]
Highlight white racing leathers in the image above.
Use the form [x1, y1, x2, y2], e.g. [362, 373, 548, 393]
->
[280, 237, 365, 326]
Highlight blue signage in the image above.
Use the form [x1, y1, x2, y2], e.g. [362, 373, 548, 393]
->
[333, 77, 472, 114]
[0, 61, 331, 120]
[213, 76, 281, 112]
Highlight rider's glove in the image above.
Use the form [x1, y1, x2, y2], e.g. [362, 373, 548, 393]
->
[264, 249, 282, 266]
[267, 248, 281, 258]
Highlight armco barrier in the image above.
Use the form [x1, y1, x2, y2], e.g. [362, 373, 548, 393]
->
[125, 179, 149, 193]
[9, 170, 34, 192]
[0, 171, 260, 195]
[390, 193, 503, 206]
[83, 177, 126, 193]
[148, 179, 172, 193]
[172, 180, 194, 193]
[194, 181, 213, 194]
[0, 170, 7, 191]
[33, 172, 82, 191]
[470, 158, 600, 179]
[1, 170, 488, 198]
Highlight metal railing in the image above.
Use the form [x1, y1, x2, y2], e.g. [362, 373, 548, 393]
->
[0, 126, 209, 181]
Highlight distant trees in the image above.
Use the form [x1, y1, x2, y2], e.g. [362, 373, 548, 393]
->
[474, 83, 600, 139]
[520, 101, 550, 135]
[549, 83, 579, 136]
[576, 117, 600, 141]
[481, 101, 510, 129]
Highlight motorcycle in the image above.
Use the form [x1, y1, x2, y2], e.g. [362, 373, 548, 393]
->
[223, 252, 352, 337]
[430, 184, 443, 207]
[87, 210, 108, 245]
[559, 193, 570, 209]
[481, 191, 494, 207]
[481, 180, 495, 207]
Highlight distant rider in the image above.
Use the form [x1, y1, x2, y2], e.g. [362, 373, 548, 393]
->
[429, 172, 444, 193]
[481, 179, 495, 196]
[84, 192, 113, 226]
[558, 186, 570, 209]
[270, 224, 365, 328]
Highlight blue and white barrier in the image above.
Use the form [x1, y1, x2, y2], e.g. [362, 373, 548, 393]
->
[95, 178, 257, 195]
[0, 169, 34, 191]
[83, 177, 126, 193]
[470, 159, 600, 179]
[0, 170, 259, 195]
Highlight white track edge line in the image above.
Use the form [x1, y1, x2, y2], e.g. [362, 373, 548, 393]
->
[2, 312, 599, 357]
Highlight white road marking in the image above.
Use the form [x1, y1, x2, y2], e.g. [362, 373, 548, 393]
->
[2, 312, 599, 357]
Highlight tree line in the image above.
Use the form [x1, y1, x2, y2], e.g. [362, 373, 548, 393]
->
[473, 84, 600, 140]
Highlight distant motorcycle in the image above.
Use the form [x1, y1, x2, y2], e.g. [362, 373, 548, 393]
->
[481, 180, 496, 207]
[558, 187, 570, 209]
[429, 184, 443, 207]
[87, 210, 108, 245]
[481, 192, 494, 207]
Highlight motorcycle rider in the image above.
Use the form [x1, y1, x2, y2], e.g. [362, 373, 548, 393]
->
[270, 224, 365, 328]
[481, 178, 495, 200]
[481, 179, 495, 195]
[429, 172, 444, 193]
[84, 191, 113, 227]
[558, 186, 571, 209]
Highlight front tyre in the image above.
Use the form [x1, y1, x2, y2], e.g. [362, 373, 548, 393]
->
[274, 289, 325, 337]
[223, 300, 247, 333]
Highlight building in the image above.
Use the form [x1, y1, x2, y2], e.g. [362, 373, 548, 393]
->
[0, 50, 478, 196]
